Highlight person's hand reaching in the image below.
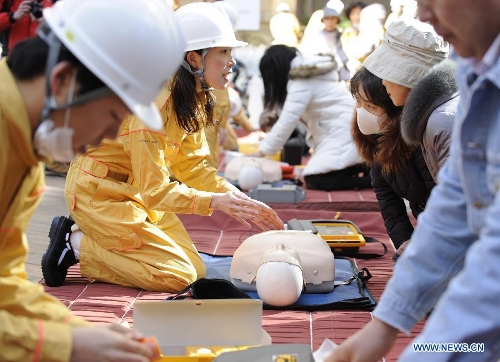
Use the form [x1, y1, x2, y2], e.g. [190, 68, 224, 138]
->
[248, 198, 285, 230]
[324, 319, 399, 362]
[71, 324, 159, 362]
[210, 192, 284, 230]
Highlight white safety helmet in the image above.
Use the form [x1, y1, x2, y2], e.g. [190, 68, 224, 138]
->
[214, 1, 240, 31]
[255, 244, 304, 307]
[42, 0, 185, 130]
[175, 2, 247, 52]
[276, 2, 291, 13]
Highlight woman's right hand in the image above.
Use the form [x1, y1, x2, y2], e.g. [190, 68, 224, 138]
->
[210, 192, 284, 230]
[71, 324, 157, 362]
[210, 192, 260, 228]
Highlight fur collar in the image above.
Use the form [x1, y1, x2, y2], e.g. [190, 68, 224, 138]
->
[401, 59, 459, 145]
[289, 54, 338, 80]
[351, 111, 417, 176]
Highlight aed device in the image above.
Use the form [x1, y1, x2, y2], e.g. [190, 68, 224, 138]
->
[286, 218, 366, 253]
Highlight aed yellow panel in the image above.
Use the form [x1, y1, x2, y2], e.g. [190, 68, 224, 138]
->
[312, 221, 366, 247]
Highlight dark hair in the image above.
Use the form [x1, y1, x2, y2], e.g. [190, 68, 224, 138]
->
[344, 2, 366, 20]
[7, 36, 105, 96]
[350, 66, 415, 177]
[259, 44, 298, 111]
[350, 66, 402, 120]
[171, 50, 216, 134]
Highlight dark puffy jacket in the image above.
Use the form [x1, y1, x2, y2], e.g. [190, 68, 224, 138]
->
[351, 111, 435, 248]
[371, 148, 435, 247]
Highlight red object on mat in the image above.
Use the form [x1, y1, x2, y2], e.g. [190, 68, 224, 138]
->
[281, 164, 294, 180]
[280, 165, 295, 174]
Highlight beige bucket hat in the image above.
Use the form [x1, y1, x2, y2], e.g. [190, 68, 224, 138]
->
[363, 18, 449, 88]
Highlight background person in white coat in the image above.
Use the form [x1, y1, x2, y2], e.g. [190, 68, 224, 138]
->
[252, 45, 370, 191]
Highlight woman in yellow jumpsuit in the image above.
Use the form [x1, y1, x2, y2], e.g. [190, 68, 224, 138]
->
[1, 0, 186, 360]
[42, 2, 284, 292]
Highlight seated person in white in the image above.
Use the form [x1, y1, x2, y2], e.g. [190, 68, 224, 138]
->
[252, 45, 371, 191]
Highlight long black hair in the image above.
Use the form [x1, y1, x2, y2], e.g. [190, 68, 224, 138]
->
[259, 44, 298, 111]
[170, 50, 216, 134]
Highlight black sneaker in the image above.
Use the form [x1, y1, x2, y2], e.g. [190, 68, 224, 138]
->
[41, 216, 77, 287]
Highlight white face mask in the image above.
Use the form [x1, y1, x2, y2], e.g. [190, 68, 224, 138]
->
[34, 71, 77, 163]
[356, 107, 388, 135]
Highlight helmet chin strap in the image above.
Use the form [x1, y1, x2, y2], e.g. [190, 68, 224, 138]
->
[181, 48, 213, 91]
[62, 69, 78, 128]
[37, 23, 113, 124]
[38, 23, 63, 122]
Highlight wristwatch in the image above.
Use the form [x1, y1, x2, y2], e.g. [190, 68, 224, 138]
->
[8, 12, 17, 24]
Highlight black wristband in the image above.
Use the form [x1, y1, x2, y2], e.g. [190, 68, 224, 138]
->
[8, 12, 17, 24]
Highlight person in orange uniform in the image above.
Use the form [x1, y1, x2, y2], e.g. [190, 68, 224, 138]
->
[42, 2, 284, 293]
[0, 0, 186, 361]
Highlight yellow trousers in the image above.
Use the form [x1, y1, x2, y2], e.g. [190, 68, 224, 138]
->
[65, 159, 206, 292]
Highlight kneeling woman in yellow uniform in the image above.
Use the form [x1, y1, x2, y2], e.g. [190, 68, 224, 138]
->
[42, 2, 284, 292]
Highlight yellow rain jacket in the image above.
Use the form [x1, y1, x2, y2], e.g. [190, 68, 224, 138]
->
[0, 59, 90, 362]
[65, 86, 238, 292]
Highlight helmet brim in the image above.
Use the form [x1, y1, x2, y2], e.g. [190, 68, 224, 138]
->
[42, 0, 184, 133]
[185, 39, 248, 52]
[127, 101, 163, 131]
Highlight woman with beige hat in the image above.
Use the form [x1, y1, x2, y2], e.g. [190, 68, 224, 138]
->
[359, 18, 459, 259]
[363, 17, 459, 183]
[349, 66, 435, 262]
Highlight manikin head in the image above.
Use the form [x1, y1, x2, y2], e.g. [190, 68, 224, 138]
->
[238, 159, 264, 191]
[255, 243, 304, 307]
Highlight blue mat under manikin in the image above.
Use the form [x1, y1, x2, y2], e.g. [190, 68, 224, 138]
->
[200, 253, 377, 311]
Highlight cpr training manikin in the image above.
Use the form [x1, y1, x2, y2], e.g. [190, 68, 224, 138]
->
[230, 230, 335, 307]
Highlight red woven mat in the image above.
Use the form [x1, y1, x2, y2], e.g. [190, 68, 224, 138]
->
[42, 206, 424, 361]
